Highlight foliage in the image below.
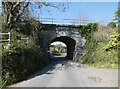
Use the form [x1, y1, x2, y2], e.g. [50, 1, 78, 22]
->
[107, 22, 116, 28]
[77, 23, 98, 41]
[2, 35, 49, 86]
[1, 16, 49, 86]
[81, 42, 118, 69]
[51, 51, 62, 56]
[104, 6, 120, 53]
[104, 33, 120, 51]
[18, 18, 42, 36]
[2, 2, 67, 29]
[78, 23, 118, 69]
[114, 7, 120, 20]
[2, 2, 30, 29]
[0, 16, 2, 31]
[1, 1, 69, 87]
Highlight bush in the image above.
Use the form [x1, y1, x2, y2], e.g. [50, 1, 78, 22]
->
[104, 33, 120, 51]
[2, 36, 49, 86]
[77, 23, 98, 41]
[107, 22, 116, 28]
[81, 42, 118, 69]
[51, 51, 62, 56]
[78, 23, 118, 69]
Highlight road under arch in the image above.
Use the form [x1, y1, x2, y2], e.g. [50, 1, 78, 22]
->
[49, 36, 76, 60]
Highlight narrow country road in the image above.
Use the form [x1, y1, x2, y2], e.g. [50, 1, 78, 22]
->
[10, 60, 118, 87]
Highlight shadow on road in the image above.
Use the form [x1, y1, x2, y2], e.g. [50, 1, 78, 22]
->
[23, 57, 88, 82]
[24, 57, 69, 80]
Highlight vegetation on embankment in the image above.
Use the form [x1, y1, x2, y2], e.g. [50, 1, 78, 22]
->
[1, 2, 68, 86]
[2, 26, 50, 86]
[1, 4, 50, 86]
[2, 34, 49, 86]
[77, 23, 119, 69]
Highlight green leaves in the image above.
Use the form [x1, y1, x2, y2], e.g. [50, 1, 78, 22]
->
[107, 22, 116, 28]
[77, 22, 118, 69]
[114, 7, 120, 20]
[2, 36, 49, 86]
[104, 33, 120, 51]
[77, 23, 98, 41]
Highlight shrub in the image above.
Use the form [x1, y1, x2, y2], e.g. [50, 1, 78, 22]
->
[78, 23, 118, 69]
[77, 23, 98, 41]
[107, 22, 116, 28]
[2, 36, 49, 86]
[51, 51, 62, 56]
[104, 33, 120, 51]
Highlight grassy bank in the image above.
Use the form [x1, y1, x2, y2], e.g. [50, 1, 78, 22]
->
[81, 42, 118, 69]
[78, 24, 118, 69]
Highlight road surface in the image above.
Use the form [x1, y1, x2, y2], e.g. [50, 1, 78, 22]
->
[10, 60, 118, 87]
[50, 53, 67, 60]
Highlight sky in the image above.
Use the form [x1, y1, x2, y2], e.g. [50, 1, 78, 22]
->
[38, 2, 118, 25]
[0, 1, 119, 45]
[0, 1, 118, 25]
[50, 41, 67, 47]
[38, 2, 118, 45]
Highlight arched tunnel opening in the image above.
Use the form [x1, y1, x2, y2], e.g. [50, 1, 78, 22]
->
[49, 41, 67, 60]
[48, 36, 76, 60]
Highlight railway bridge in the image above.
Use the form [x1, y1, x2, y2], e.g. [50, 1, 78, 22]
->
[39, 24, 86, 61]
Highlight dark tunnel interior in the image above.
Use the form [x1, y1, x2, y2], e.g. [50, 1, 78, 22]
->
[49, 36, 76, 60]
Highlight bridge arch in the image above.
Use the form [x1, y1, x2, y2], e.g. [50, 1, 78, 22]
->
[39, 24, 86, 61]
[49, 36, 76, 60]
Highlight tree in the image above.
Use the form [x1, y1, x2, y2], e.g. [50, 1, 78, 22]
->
[0, 16, 2, 31]
[107, 22, 116, 28]
[114, 2, 120, 28]
[114, 2, 120, 33]
[2, 1, 67, 29]
[2, 2, 30, 29]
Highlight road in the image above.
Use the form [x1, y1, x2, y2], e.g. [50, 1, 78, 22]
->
[50, 53, 67, 60]
[10, 60, 118, 87]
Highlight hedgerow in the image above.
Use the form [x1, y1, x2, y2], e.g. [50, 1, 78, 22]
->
[2, 35, 49, 86]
